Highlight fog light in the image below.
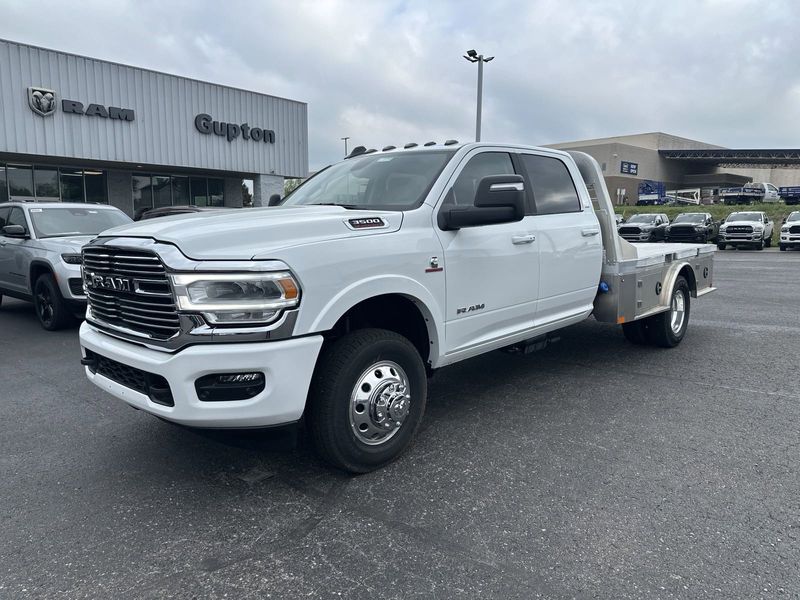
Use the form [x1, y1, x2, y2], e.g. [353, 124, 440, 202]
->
[195, 372, 265, 402]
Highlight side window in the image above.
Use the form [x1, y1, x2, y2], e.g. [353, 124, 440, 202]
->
[448, 152, 514, 206]
[0, 207, 10, 229]
[7, 208, 27, 231]
[520, 154, 581, 215]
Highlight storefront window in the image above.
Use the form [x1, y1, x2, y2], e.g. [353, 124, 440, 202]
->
[60, 168, 83, 202]
[0, 165, 7, 203]
[84, 171, 108, 204]
[34, 167, 60, 200]
[132, 175, 153, 213]
[172, 176, 190, 205]
[7, 165, 35, 200]
[152, 176, 171, 207]
[190, 177, 208, 206]
[208, 178, 224, 207]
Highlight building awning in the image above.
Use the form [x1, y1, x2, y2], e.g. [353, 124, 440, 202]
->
[660, 149, 800, 168]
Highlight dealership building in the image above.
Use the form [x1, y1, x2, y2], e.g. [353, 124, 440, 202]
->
[0, 38, 308, 216]
[549, 132, 800, 205]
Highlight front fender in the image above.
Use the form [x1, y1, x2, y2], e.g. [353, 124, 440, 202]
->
[305, 275, 445, 366]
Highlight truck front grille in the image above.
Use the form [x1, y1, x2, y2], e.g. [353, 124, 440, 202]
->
[618, 226, 641, 236]
[726, 225, 753, 234]
[82, 246, 180, 340]
[668, 226, 701, 242]
[790, 225, 800, 234]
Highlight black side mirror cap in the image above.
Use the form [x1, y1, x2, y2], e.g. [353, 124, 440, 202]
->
[2, 224, 28, 238]
[268, 194, 282, 207]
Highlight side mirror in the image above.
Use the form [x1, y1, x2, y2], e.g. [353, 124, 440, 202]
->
[268, 194, 282, 207]
[438, 175, 526, 230]
[2, 224, 28, 238]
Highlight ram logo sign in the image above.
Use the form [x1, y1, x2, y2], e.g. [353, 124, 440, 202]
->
[456, 303, 485, 315]
[28, 87, 57, 117]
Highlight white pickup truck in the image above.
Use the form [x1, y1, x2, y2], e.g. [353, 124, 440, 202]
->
[79, 143, 715, 472]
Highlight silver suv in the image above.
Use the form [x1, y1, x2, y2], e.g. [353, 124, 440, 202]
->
[0, 202, 131, 330]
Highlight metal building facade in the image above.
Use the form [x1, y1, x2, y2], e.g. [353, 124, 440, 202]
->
[0, 38, 308, 214]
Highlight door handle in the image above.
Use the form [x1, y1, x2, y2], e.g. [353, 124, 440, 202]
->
[511, 234, 536, 245]
[581, 228, 600, 237]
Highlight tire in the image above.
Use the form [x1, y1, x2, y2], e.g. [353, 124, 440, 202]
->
[717, 243, 726, 250]
[764, 235, 772, 248]
[755, 238, 765, 250]
[645, 276, 691, 348]
[33, 273, 74, 331]
[622, 320, 650, 345]
[307, 328, 427, 474]
[780, 244, 787, 251]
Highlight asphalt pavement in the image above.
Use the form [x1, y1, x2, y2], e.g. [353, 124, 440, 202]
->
[2, 249, 799, 599]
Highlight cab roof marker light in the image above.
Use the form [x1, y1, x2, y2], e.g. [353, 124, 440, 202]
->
[404, 142, 418, 149]
[444, 139, 459, 146]
[382, 145, 396, 151]
[423, 141, 436, 146]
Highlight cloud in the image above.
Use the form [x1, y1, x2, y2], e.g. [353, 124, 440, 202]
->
[2, 0, 799, 171]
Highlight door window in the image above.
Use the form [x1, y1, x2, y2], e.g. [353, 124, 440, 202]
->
[519, 154, 581, 215]
[0, 207, 9, 229]
[448, 152, 515, 207]
[6, 207, 28, 232]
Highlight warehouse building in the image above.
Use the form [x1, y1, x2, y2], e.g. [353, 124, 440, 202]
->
[0, 39, 308, 216]
[549, 132, 800, 205]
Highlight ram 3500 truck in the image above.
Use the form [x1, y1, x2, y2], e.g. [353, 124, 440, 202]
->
[79, 144, 715, 473]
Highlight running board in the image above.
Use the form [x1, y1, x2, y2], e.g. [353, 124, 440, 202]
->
[501, 333, 561, 355]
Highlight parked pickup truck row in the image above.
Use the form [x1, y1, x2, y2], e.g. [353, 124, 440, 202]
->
[75, 143, 716, 472]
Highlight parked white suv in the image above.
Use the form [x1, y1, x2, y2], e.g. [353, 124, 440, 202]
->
[717, 211, 773, 250]
[0, 202, 131, 329]
[79, 144, 715, 472]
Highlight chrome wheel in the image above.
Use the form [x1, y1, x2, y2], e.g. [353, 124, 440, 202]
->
[670, 288, 686, 335]
[349, 360, 411, 446]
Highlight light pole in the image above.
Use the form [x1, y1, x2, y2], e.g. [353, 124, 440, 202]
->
[463, 49, 494, 142]
[341, 136, 350, 157]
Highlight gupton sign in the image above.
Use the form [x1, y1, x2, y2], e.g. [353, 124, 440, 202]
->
[27, 86, 135, 121]
[194, 113, 276, 144]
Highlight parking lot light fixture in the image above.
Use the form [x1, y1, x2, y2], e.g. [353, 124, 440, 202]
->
[463, 50, 494, 142]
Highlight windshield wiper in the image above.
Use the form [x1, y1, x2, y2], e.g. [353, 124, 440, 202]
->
[307, 203, 362, 209]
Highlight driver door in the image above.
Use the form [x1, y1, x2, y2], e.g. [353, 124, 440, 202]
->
[435, 150, 540, 357]
[0, 207, 31, 294]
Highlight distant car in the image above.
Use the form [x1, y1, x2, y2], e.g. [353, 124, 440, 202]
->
[664, 212, 719, 243]
[779, 211, 800, 251]
[617, 213, 669, 242]
[717, 211, 774, 250]
[0, 202, 132, 329]
[134, 205, 227, 221]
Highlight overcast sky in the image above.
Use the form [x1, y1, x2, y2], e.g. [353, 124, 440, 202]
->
[3, 0, 800, 170]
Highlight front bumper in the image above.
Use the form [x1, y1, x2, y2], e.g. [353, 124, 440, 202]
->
[620, 233, 653, 242]
[719, 234, 763, 243]
[780, 234, 800, 246]
[79, 322, 324, 428]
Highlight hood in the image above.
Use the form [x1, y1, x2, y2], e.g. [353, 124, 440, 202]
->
[722, 219, 763, 227]
[36, 235, 97, 252]
[98, 206, 403, 260]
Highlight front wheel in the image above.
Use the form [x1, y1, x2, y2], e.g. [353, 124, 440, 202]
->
[780, 244, 787, 251]
[645, 276, 691, 348]
[717, 243, 726, 250]
[755, 238, 765, 250]
[764, 236, 772, 248]
[33, 273, 74, 331]
[307, 329, 427, 473]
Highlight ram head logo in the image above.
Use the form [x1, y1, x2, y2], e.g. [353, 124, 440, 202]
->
[28, 87, 57, 116]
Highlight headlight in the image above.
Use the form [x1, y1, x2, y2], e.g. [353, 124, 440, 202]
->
[782, 226, 789, 232]
[61, 253, 82, 264]
[170, 272, 300, 325]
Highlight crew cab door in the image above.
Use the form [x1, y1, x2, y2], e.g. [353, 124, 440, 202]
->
[518, 151, 603, 326]
[766, 184, 779, 202]
[435, 150, 540, 356]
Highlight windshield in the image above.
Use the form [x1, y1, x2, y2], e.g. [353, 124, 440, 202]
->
[674, 214, 705, 224]
[282, 150, 455, 211]
[728, 212, 761, 222]
[787, 213, 800, 223]
[627, 214, 657, 224]
[29, 207, 132, 238]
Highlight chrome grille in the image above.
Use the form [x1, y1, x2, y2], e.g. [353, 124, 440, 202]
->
[726, 225, 753, 234]
[82, 246, 180, 340]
